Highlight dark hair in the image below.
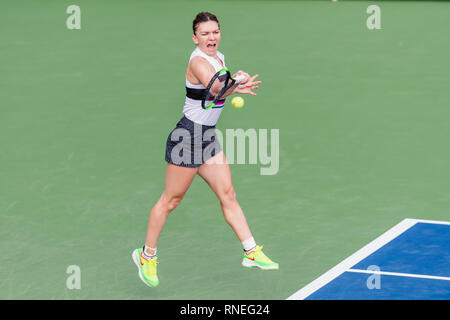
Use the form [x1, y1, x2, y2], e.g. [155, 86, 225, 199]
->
[192, 12, 220, 35]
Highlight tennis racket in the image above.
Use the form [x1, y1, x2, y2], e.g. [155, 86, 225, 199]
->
[201, 68, 245, 110]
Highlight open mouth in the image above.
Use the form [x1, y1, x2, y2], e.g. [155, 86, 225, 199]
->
[207, 43, 216, 49]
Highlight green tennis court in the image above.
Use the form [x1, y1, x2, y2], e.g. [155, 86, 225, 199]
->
[1, 0, 449, 300]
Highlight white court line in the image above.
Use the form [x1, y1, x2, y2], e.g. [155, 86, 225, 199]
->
[347, 269, 450, 282]
[286, 218, 450, 300]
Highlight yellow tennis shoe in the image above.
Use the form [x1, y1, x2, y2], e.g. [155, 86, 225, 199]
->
[132, 248, 159, 287]
[242, 245, 279, 270]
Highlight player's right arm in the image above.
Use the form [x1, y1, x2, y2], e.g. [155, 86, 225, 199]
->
[187, 56, 223, 97]
[187, 56, 250, 97]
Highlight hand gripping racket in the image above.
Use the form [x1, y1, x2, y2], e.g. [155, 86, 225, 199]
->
[201, 68, 245, 110]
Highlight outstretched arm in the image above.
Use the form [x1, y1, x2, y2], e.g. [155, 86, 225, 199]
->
[188, 57, 261, 98]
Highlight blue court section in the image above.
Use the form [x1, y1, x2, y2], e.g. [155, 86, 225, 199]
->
[306, 222, 450, 299]
[306, 271, 450, 300]
[352, 223, 450, 278]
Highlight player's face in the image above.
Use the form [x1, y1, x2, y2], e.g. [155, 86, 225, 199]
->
[192, 21, 221, 56]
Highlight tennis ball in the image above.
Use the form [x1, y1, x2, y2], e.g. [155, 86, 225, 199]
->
[232, 96, 244, 108]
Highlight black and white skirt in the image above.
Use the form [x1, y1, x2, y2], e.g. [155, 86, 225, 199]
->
[165, 115, 222, 168]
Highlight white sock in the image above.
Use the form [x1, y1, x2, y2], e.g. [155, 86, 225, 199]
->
[142, 245, 157, 259]
[242, 237, 257, 253]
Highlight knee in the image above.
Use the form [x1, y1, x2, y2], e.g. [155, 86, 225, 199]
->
[220, 185, 237, 206]
[161, 194, 184, 212]
[168, 196, 183, 212]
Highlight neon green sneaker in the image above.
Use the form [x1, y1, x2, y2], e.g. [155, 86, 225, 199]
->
[132, 248, 159, 287]
[242, 245, 279, 270]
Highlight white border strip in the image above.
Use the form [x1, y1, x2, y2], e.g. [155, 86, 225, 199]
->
[286, 218, 450, 300]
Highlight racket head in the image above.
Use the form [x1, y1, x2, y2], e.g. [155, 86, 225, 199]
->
[202, 68, 232, 109]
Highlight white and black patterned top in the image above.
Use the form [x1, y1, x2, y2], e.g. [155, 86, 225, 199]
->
[183, 47, 227, 126]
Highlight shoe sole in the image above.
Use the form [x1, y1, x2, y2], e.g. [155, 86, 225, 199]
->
[132, 249, 158, 287]
[242, 258, 279, 270]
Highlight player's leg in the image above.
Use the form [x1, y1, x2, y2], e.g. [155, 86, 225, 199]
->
[145, 163, 198, 252]
[199, 151, 252, 242]
[198, 151, 279, 270]
[132, 163, 198, 287]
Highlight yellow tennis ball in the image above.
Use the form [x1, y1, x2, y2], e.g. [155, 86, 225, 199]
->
[232, 96, 244, 108]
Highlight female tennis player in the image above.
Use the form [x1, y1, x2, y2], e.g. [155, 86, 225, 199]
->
[132, 12, 279, 287]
